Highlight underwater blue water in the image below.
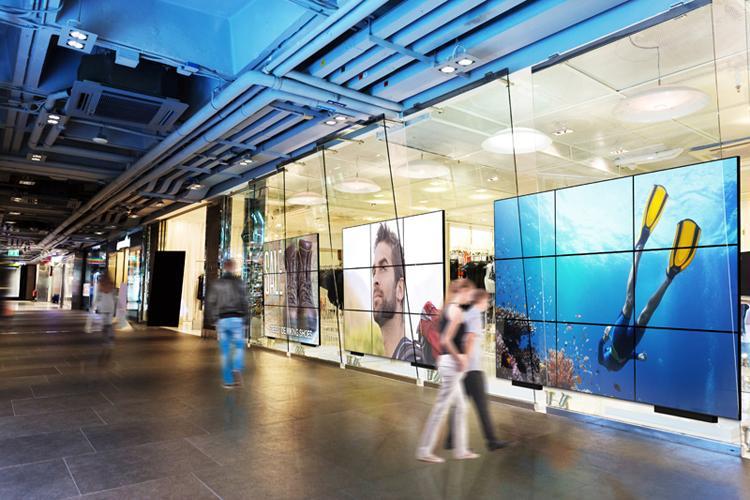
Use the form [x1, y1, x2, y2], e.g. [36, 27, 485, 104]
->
[556, 177, 633, 254]
[493, 158, 740, 417]
[635, 328, 738, 419]
[495, 258, 555, 322]
[557, 252, 633, 325]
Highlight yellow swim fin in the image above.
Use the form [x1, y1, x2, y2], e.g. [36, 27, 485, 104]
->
[668, 218, 701, 278]
[638, 184, 668, 245]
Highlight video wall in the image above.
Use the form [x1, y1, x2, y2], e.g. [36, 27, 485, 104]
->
[262, 233, 320, 346]
[343, 211, 445, 363]
[494, 158, 739, 419]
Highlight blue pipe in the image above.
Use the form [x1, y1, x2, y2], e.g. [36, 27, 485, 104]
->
[329, 0, 492, 87]
[371, 0, 626, 101]
[304, 0, 449, 79]
[402, 0, 699, 109]
[342, 0, 525, 91]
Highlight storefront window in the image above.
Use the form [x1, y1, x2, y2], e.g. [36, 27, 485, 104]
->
[163, 207, 207, 334]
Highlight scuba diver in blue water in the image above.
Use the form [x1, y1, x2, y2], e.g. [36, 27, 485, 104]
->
[598, 184, 701, 372]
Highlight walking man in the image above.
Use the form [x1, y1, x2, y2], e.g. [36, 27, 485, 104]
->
[207, 260, 248, 388]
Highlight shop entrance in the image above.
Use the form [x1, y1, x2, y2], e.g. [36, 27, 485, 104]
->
[147, 251, 185, 327]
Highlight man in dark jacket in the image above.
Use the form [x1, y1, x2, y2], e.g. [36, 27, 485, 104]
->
[207, 260, 248, 388]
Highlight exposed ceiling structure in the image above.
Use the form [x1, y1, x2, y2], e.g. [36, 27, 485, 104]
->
[0, 0, 699, 262]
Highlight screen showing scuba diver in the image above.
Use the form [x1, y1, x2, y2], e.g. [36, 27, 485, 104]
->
[493, 158, 739, 419]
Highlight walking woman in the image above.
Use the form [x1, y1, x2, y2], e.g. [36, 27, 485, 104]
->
[416, 279, 479, 463]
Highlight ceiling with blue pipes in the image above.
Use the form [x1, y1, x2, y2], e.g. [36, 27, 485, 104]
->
[0, 0, 701, 258]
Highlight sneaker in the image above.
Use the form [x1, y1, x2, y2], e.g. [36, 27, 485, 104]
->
[232, 370, 243, 387]
[416, 453, 445, 464]
[222, 383, 235, 389]
[453, 451, 480, 460]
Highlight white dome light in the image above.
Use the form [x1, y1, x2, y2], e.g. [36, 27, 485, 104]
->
[481, 127, 552, 155]
[333, 177, 380, 194]
[395, 159, 450, 179]
[613, 86, 709, 123]
[287, 191, 326, 206]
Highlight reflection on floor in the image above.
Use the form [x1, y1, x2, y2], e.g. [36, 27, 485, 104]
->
[0, 302, 748, 499]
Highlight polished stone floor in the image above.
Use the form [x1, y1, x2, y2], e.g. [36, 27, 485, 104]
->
[0, 303, 748, 499]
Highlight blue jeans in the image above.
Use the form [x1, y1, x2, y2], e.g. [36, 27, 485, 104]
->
[217, 317, 245, 385]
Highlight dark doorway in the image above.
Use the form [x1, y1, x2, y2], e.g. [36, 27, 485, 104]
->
[147, 251, 185, 326]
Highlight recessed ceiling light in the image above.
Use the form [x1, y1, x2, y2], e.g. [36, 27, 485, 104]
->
[439, 65, 457, 74]
[66, 40, 85, 50]
[456, 57, 475, 67]
[334, 115, 348, 122]
[94, 231, 104, 235]
[613, 85, 709, 123]
[18, 179, 35, 186]
[8, 211, 20, 216]
[30, 154, 43, 161]
[188, 183, 203, 190]
[481, 127, 552, 155]
[486, 176, 499, 182]
[10, 197, 22, 203]
[154, 201, 165, 208]
[324, 119, 338, 126]
[610, 148, 628, 156]
[128, 213, 139, 219]
[70, 30, 88, 40]
[6, 221, 15, 225]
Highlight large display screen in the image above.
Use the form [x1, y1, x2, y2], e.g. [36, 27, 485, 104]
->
[262, 233, 320, 346]
[342, 211, 445, 363]
[494, 158, 740, 419]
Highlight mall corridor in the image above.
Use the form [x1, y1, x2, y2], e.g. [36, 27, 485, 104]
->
[0, 306, 745, 499]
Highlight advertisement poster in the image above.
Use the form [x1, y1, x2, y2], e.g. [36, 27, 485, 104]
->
[262, 234, 320, 346]
[494, 158, 739, 419]
[342, 211, 445, 364]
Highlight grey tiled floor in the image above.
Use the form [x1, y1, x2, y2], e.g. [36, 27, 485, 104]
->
[0, 305, 748, 499]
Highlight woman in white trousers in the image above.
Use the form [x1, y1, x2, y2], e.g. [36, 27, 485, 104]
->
[416, 279, 479, 463]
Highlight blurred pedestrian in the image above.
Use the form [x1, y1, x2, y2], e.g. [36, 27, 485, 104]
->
[416, 279, 479, 463]
[94, 274, 116, 364]
[446, 289, 507, 451]
[207, 260, 248, 389]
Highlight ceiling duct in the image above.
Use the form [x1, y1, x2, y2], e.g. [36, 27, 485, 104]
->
[64, 80, 188, 133]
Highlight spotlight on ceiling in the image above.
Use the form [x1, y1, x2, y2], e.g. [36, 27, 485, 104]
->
[47, 114, 61, 125]
[58, 22, 97, 53]
[8, 211, 21, 216]
[94, 231, 104, 236]
[18, 179, 35, 186]
[27, 153, 46, 162]
[324, 119, 338, 126]
[436, 52, 479, 75]
[187, 183, 203, 191]
[236, 156, 253, 167]
[128, 213, 140, 219]
[10, 197, 23, 203]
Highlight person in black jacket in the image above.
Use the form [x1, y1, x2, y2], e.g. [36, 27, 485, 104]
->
[207, 260, 248, 388]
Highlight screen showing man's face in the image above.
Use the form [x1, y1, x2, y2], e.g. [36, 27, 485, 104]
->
[372, 241, 401, 325]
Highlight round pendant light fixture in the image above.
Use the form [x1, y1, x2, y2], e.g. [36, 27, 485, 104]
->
[613, 85, 709, 123]
[287, 191, 326, 206]
[481, 127, 552, 155]
[394, 158, 450, 179]
[333, 177, 381, 194]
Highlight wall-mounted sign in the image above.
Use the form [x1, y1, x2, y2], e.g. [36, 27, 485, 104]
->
[7, 249, 20, 257]
[116, 236, 131, 250]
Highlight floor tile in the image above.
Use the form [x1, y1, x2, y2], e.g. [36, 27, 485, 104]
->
[80, 473, 218, 499]
[66, 439, 217, 494]
[82, 417, 207, 452]
[12, 392, 110, 416]
[0, 429, 94, 468]
[0, 459, 79, 500]
[0, 408, 104, 440]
